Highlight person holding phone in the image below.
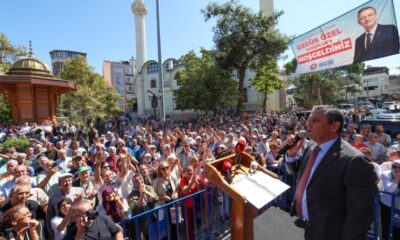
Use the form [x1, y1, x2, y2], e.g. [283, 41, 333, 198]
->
[63, 199, 123, 240]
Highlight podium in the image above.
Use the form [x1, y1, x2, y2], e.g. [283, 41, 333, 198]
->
[205, 152, 287, 240]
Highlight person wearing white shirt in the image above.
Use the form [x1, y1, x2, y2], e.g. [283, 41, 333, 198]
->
[379, 160, 400, 240]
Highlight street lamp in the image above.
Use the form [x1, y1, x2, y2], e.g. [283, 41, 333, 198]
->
[147, 90, 158, 120]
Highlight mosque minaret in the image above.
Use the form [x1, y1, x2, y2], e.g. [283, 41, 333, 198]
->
[131, 0, 148, 115]
[128, 0, 281, 117]
[260, 0, 274, 17]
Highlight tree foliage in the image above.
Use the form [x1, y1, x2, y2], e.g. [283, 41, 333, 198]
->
[290, 63, 364, 109]
[202, 1, 288, 115]
[0, 33, 26, 123]
[0, 94, 11, 125]
[59, 56, 122, 121]
[250, 60, 284, 112]
[0, 33, 26, 74]
[0, 138, 29, 153]
[283, 58, 297, 75]
[174, 49, 237, 114]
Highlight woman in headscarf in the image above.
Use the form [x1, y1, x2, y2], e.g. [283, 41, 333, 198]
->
[380, 160, 400, 240]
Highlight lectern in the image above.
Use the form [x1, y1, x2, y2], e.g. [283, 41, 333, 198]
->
[205, 152, 282, 240]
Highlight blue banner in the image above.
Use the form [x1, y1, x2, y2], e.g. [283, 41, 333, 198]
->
[290, 0, 399, 74]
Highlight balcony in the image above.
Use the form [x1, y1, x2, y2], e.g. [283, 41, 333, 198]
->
[164, 80, 172, 88]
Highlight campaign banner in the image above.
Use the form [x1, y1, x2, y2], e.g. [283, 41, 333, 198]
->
[290, 0, 399, 74]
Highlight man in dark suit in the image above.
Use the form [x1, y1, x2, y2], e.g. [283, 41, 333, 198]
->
[353, 6, 399, 63]
[285, 106, 377, 240]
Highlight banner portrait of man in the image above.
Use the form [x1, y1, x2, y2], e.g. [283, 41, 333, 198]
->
[353, 6, 400, 63]
[290, 0, 400, 75]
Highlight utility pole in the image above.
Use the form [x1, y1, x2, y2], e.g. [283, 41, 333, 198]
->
[156, 0, 165, 121]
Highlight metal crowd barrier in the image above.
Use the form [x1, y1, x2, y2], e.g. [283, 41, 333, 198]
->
[368, 191, 400, 240]
[119, 166, 400, 240]
[119, 186, 232, 240]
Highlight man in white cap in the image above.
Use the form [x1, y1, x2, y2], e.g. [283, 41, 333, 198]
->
[257, 135, 270, 158]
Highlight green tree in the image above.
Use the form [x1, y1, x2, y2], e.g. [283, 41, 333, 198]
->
[250, 60, 284, 112]
[0, 33, 26, 122]
[291, 63, 364, 109]
[0, 95, 11, 124]
[283, 58, 297, 75]
[59, 56, 122, 121]
[202, 1, 288, 115]
[0, 33, 26, 74]
[174, 49, 237, 115]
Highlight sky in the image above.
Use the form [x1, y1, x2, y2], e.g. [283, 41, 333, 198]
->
[1, 0, 400, 74]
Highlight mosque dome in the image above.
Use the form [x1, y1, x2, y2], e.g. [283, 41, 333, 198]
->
[8, 57, 56, 79]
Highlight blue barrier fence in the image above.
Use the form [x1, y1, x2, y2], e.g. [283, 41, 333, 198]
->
[369, 191, 400, 240]
[119, 167, 400, 240]
[120, 186, 232, 240]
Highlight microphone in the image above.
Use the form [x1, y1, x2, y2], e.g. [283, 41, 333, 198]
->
[223, 161, 233, 184]
[226, 170, 233, 184]
[276, 130, 307, 159]
[234, 139, 246, 165]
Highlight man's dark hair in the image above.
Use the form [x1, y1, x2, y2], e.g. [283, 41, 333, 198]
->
[314, 107, 344, 134]
[357, 6, 376, 17]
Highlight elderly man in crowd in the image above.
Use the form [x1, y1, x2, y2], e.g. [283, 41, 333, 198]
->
[1, 108, 399, 239]
[257, 134, 270, 158]
[0, 159, 18, 186]
[389, 133, 400, 151]
[376, 124, 392, 147]
[0, 184, 46, 223]
[176, 138, 196, 169]
[47, 173, 84, 239]
[365, 132, 387, 164]
[37, 158, 63, 195]
[55, 149, 71, 173]
[1, 165, 37, 200]
[16, 175, 49, 213]
[63, 199, 123, 240]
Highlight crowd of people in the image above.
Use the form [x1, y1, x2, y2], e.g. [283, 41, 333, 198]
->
[0, 110, 398, 239]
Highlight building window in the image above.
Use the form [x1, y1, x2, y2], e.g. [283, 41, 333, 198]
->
[151, 79, 157, 88]
[165, 59, 178, 71]
[147, 63, 158, 74]
[126, 76, 135, 84]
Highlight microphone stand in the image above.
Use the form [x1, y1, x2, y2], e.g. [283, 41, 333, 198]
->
[234, 153, 248, 175]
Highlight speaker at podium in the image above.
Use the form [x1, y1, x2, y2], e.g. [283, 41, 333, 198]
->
[205, 147, 290, 240]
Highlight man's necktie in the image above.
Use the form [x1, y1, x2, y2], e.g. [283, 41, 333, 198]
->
[295, 145, 321, 218]
[366, 33, 372, 50]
